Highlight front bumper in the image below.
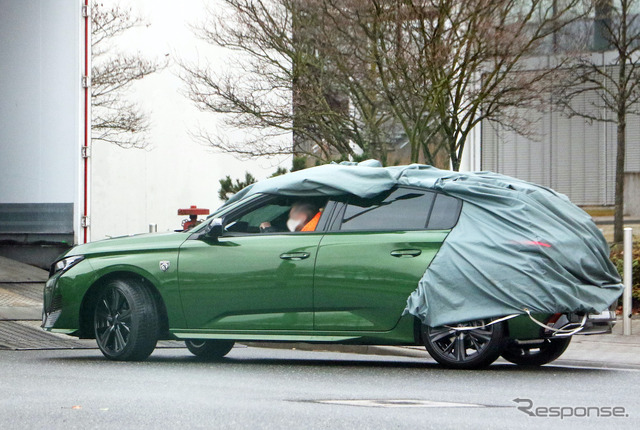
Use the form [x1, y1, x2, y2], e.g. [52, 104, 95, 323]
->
[41, 265, 92, 334]
[42, 274, 64, 330]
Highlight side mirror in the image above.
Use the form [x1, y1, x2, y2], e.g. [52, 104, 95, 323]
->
[207, 218, 224, 240]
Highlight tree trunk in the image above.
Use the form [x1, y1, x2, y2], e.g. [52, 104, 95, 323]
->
[613, 106, 626, 244]
[450, 142, 460, 171]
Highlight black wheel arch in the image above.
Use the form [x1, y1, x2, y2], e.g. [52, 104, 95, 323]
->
[78, 271, 170, 340]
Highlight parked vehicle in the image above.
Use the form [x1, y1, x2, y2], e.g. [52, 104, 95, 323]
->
[42, 164, 620, 369]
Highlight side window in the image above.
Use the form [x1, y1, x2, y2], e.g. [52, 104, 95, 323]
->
[225, 199, 291, 234]
[224, 196, 328, 234]
[427, 193, 462, 230]
[340, 188, 435, 231]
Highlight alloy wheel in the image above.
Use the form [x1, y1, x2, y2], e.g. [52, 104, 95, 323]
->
[94, 287, 133, 354]
[426, 321, 497, 364]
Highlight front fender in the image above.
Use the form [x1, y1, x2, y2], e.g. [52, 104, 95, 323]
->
[86, 251, 184, 329]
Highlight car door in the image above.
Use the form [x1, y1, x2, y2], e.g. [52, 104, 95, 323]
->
[313, 187, 462, 331]
[178, 195, 326, 331]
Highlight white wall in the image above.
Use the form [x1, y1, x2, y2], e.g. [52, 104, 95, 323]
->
[90, 0, 289, 240]
[0, 0, 82, 214]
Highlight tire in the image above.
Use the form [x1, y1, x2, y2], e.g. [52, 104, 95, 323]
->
[423, 319, 507, 369]
[501, 337, 571, 366]
[185, 340, 234, 359]
[94, 278, 159, 361]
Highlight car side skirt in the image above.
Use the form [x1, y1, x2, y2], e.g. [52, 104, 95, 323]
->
[170, 315, 420, 345]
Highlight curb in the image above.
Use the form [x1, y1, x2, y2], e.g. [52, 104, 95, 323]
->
[244, 341, 640, 370]
[243, 342, 431, 359]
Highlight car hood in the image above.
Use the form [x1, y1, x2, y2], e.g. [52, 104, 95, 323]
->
[61, 232, 190, 259]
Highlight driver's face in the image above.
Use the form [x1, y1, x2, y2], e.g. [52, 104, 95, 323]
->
[288, 207, 310, 231]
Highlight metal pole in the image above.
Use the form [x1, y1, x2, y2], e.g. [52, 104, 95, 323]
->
[149, 223, 157, 233]
[623, 227, 633, 336]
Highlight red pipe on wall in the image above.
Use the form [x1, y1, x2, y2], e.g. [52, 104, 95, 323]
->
[83, 0, 89, 244]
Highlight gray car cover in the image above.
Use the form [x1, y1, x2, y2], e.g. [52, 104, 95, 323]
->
[226, 160, 623, 327]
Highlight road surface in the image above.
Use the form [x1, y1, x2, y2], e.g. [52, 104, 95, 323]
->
[0, 346, 637, 429]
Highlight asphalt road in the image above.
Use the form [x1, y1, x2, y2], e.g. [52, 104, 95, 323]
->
[0, 346, 638, 430]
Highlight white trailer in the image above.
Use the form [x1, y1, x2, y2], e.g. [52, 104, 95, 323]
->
[0, 0, 89, 265]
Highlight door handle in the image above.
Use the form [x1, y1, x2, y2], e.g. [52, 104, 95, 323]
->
[390, 249, 422, 258]
[280, 252, 310, 261]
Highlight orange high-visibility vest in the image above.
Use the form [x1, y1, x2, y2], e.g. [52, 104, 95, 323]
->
[301, 212, 322, 232]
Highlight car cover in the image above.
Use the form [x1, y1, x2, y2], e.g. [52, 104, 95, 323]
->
[226, 160, 623, 327]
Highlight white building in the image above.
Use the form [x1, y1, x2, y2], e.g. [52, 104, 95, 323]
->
[477, 70, 640, 216]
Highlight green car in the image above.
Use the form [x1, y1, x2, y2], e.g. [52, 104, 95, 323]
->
[42, 185, 615, 369]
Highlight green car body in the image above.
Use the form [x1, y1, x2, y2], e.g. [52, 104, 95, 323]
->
[43, 190, 548, 350]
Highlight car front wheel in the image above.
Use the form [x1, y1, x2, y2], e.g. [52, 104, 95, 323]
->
[94, 279, 159, 361]
[185, 340, 235, 359]
[501, 337, 571, 366]
[423, 319, 507, 369]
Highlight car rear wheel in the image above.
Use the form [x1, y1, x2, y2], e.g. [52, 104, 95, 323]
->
[423, 319, 507, 369]
[185, 340, 235, 359]
[94, 279, 159, 361]
[501, 337, 571, 366]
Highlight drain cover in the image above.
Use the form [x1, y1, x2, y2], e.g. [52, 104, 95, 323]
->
[314, 399, 486, 408]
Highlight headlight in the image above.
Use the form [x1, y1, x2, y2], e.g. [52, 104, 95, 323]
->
[50, 255, 84, 277]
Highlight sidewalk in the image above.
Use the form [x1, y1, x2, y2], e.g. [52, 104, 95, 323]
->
[0, 255, 638, 368]
[555, 320, 640, 368]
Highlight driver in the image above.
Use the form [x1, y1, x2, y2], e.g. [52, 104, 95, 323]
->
[260, 201, 319, 233]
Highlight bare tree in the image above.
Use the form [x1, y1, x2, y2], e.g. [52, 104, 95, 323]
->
[558, 0, 640, 244]
[179, 0, 384, 162]
[91, 1, 163, 149]
[332, 0, 592, 169]
[180, 0, 588, 168]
